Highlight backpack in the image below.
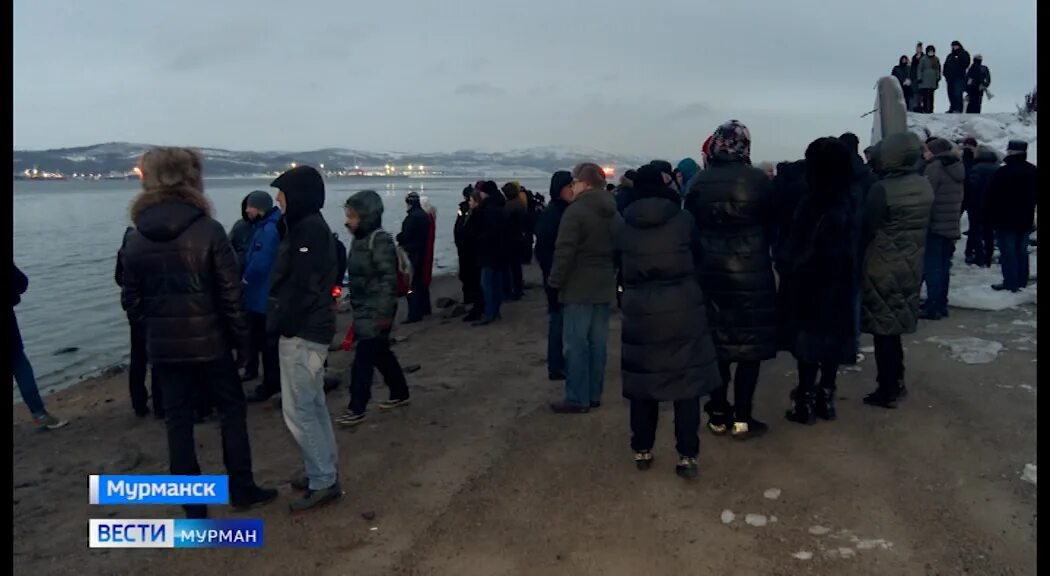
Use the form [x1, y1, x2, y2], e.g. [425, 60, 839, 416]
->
[368, 229, 413, 297]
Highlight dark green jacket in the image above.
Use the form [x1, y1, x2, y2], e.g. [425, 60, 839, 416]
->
[548, 187, 619, 305]
[346, 190, 399, 340]
[860, 132, 934, 336]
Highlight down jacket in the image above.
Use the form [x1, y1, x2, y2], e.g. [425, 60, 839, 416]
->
[917, 55, 942, 90]
[346, 190, 399, 340]
[963, 146, 1000, 218]
[924, 147, 965, 239]
[684, 153, 777, 361]
[860, 132, 934, 336]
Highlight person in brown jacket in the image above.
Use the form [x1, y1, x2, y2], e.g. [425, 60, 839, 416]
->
[920, 137, 964, 320]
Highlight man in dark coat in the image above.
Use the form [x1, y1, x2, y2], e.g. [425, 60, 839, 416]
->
[921, 138, 965, 319]
[397, 191, 432, 324]
[859, 133, 933, 408]
[115, 226, 160, 417]
[121, 147, 277, 517]
[454, 185, 483, 320]
[987, 140, 1038, 292]
[502, 181, 530, 300]
[473, 181, 510, 325]
[943, 41, 971, 113]
[12, 263, 68, 430]
[779, 138, 859, 425]
[910, 43, 925, 111]
[228, 194, 254, 273]
[268, 165, 343, 512]
[964, 145, 1000, 267]
[618, 165, 720, 478]
[684, 120, 776, 440]
[534, 171, 574, 381]
[965, 55, 992, 114]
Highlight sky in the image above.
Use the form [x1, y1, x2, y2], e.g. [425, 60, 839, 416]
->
[13, 0, 1037, 162]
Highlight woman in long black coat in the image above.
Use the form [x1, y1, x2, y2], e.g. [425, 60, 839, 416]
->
[619, 165, 720, 479]
[684, 120, 777, 440]
[779, 138, 860, 424]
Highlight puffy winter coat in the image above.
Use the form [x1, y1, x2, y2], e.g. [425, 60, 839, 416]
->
[943, 47, 971, 81]
[966, 64, 991, 94]
[963, 146, 1000, 218]
[120, 187, 249, 364]
[548, 187, 619, 305]
[892, 64, 911, 89]
[267, 166, 339, 345]
[987, 153, 1039, 231]
[917, 55, 942, 90]
[924, 150, 965, 239]
[859, 132, 934, 336]
[474, 193, 510, 269]
[345, 190, 399, 340]
[684, 154, 777, 361]
[242, 207, 282, 314]
[619, 194, 720, 401]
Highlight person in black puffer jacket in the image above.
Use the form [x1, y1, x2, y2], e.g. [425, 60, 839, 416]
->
[779, 138, 860, 426]
[472, 181, 510, 325]
[454, 185, 482, 318]
[987, 140, 1038, 292]
[115, 226, 160, 418]
[964, 145, 1000, 267]
[619, 164, 720, 478]
[121, 147, 277, 518]
[684, 120, 776, 440]
[892, 55, 913, 108]
[534, 171, 574, 381]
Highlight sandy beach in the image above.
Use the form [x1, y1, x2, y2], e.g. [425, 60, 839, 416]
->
[13, 264, 1037, 576]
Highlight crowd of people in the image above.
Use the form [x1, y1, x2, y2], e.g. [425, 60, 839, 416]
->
[892, 40, 992, 113]
[9, 113, 1036, 512]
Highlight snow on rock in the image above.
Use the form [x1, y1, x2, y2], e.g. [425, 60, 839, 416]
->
[1022, 463, 1037, 485]
[907, 112, 1037, 165]
[744, 514, 768, 527]
[763, 488, 781, 500]
[926, 336, 1003, 364]
[720, 509, 736, 524]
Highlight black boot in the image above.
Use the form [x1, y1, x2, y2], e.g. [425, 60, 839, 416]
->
[814, 386, 837, 421]
[785, 387, 816, 425]
[863, 379, 899, 409]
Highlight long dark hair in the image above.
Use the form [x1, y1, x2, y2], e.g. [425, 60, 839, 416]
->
[899, 55, 909, 66]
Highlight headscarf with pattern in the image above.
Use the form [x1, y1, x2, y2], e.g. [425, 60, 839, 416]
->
[709, 120, 752, 165]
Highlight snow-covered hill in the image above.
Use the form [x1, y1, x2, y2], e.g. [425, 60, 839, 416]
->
[907, 112, 1037, 164]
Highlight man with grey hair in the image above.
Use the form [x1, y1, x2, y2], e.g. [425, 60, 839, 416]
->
[547, 163, 619, 413]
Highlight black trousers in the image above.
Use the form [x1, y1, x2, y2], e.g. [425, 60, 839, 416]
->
[630, 398, 700, 458]
[966, 90, 984, 113]
[406, 270, 431, 321]
[919, 89, 936, 113]
[797, 360, 838, 394]
[708, 360, 761, 421]
[348, 338, 410, 414]
[873, 335, 904, 390]
[509, 262, 524, 299]
[153, 355, 257, 517]
[460, 264, 482, 308]
[128, 321, 161, 415]
[964, 213, 994, 267]
[245, 312, 280, 393]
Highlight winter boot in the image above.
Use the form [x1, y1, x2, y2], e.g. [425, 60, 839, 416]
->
[863, 380, 899, 409]
[785, 387, 816, 425]
[814, 386, 837, 421]
[704, 400, 732, 436]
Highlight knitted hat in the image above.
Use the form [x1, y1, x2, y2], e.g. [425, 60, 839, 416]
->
[245, 190, 273, 212]
[406, 191, 421, 203]
[1007, 140, 1028, 152]
[927, 137, 953, 155]
[962, 136, 978, 148]
[710, 120, 752, 163]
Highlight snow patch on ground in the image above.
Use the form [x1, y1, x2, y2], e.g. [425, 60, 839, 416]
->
[763, 488, 781, 500]
[907, 112, 1037, 165]
[1012, 319, 1038, 328]
[926, 336, 1003, 364]
[720, 509, 735, 524]
[809, 525, 832, 535]
[1022, 463, 1037, 485]
[791, 551, 813, 560]
[744, 514, 768, 527]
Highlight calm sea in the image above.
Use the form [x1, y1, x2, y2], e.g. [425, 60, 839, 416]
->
[13, 176, 550, 397]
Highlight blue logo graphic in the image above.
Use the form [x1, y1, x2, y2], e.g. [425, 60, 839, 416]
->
[89, 519, 263, 548]
[88, 475, 229, 505]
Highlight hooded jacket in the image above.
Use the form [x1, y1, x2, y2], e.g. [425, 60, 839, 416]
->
[618, 177, 720, 401]
[120, 184, 249, 364]
[12, 263, 28, 354]
[228, 195, 254, 272]
[924, 147, 966, 239]
[860, 132, 934, 336]
[966, 61, 991, 94]
[684, 152, 777, 361]
[963, 146, 1000, 220]
[267, 166, 338, 345]
[474, 190, 510, 268]
[397, 198, 431, 283]
[242, 206, 282, 314]
[534, 171, 573, 282]
[548, 186, 619, 305]
[987, 152, 1038, 231]
[345, 190, 399, 340]
[676, 158, 701, 198]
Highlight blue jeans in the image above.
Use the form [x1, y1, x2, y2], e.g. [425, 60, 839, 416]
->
[562, 303, 611, 407]
[279, 337, 338, 490]
[481, 267, 504, 320]
[922, 234, 956, 315]
[545, 286, 565, 377]
[13, 348, 46, 417]
[997, 229, 1031, 290]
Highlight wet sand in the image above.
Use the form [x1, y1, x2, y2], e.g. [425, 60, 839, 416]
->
[13, 265, 1037, 575]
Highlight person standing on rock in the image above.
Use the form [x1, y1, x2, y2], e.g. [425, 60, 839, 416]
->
[987, 140, 1038, 292]
[268, 165, 343, 512]
[943, 41, 971, 113]
[241, 190, 283, 402]
[534, 170, 574, 382]
[685, 120, 777, 440]
[779, 138, 860, 425]
[397, 191, 432, 324]
[910, 43, 925, 111]
[859, 132, 933, 408]
[920, 137, 965, 320]
[548, 163, 618, 413]
[454, 186, 483, 321]
[115, 226, 160, 418]
[893, 55, 914, 109]
[965, 55, 991, 114]
[964, 144, 1000, 267]
[916, 45, 942, 114]
[618, 165, 720, 478]
[121, 147, 277, 517]
[336, 190, 411, 428]
[12, 263, 69, 430]
[473, 181, 510, 326]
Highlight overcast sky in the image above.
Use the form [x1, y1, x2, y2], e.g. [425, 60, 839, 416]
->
[14, 0, 1036, 162]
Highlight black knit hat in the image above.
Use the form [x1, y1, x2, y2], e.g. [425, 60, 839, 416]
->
[1007, 140, 1028, 152]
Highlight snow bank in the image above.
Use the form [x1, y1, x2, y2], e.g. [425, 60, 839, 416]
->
[907, 112, 1037, 165]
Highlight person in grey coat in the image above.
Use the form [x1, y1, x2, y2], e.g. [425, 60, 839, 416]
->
[920, 138, 964, 320]
[916, 46, 942, 113]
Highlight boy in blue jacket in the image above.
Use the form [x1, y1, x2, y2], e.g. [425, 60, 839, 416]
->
[242, 191, 283, 401]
